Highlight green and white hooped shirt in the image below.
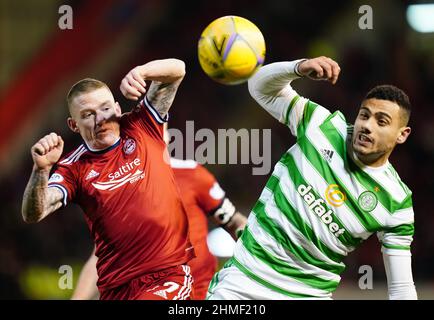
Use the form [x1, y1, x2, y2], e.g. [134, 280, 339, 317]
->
[229, 61, 415, 299]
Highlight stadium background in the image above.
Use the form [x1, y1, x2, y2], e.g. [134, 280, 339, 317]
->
[1, 0, 433, 299]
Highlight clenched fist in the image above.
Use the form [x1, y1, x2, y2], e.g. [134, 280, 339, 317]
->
[120, 66, 147, 101]
[297, 56, 341, 84]
[31, 133, 64, 171]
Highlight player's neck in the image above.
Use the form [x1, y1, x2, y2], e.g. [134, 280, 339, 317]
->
[85, 137, 121, 152]
[352, 150, 390, 170]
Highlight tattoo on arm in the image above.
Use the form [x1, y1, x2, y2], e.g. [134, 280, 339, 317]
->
[146, 79, 182, 117]
[46, 188, 64, 213]
[22, 170, 64, 223]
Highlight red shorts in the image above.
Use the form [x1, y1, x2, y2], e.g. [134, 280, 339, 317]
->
[99, 265, 194, 300]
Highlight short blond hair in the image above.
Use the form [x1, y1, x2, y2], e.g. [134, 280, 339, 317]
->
[67, 78, 109, 111]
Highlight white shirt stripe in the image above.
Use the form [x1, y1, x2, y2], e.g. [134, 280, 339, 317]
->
[289, 145, 371, 239]
[235, 239, 331, 298]
[247, 214, 341, 282]
[272, 163, 351, 254]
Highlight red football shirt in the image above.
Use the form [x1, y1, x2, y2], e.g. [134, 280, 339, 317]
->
[170, 158, 225, 299]
[48, 98, 194, 290]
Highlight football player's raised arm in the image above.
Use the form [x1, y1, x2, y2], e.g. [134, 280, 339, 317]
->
[120, 59, 186, 118]
[247, 59, 308, 124]
[22, 133, 65, 223]
[248, 57, 340, 136]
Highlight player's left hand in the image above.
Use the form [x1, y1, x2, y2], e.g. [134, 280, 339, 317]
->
[120, 66, 147, 100]
[297, 56, 341, 85]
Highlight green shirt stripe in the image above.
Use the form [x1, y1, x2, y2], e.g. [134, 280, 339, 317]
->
[291, 135, 383, 232]
[284, 95, 300, 126]
[297, 100, 320, 138]
[231, 257, 313, 298]
[384, 223, 414, 236]
[279, 152, 363, 247]
[252, 200, 345, 274]
[266, 175, 346, 262]
[381, 243, 411, 250]
[241, 227, 340, 292]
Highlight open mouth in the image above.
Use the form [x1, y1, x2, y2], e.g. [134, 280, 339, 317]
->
[356, 133, 373, 146]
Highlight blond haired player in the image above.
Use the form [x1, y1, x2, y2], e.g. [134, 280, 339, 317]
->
[22, 59, 197, 300]
[71, 125, 247, 300]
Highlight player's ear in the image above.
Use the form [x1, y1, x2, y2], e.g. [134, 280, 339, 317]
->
[67, 117, 80, 133]
[114, 102, 122, 116]
[397, 126, 411, 144]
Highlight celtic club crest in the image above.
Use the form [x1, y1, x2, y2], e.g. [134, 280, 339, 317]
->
[358, 191, 378, 212]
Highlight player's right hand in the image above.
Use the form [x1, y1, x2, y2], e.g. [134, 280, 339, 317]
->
[120, 66, 147, 101]
[297, 56, 341, 84]
[31, 133, 64, 171]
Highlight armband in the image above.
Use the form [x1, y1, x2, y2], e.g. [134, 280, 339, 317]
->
[212, 198, 236, 226]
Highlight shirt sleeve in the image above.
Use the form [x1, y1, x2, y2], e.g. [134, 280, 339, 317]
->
[247, 60, 331, 138]
[47, 163, 78, 207]
[194, 164, 226, 213]
[122, 96, 168, 141]
[377, 207, 415, 253]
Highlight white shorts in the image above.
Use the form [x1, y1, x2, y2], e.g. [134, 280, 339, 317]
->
[207, 264, 333, 300]
[207, 265, 293, 300]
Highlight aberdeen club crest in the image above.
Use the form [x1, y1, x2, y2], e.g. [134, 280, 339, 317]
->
[123, 138, 136, 155]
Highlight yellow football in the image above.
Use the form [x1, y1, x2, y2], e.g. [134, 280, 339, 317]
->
[198, 16, 266, 85]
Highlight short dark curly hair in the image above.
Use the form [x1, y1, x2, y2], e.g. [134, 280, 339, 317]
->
[364, 85, 411, 125]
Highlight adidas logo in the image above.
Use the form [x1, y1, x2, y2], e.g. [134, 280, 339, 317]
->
[86, 169, 100, 181]
[321, 149, 334, 162]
